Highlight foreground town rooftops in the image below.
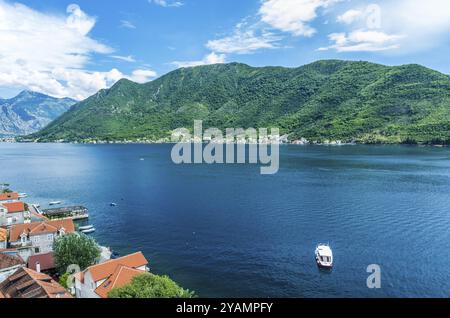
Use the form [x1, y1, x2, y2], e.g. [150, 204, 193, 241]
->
[28, 252, 55, 272]
[0, 267, 72, 298]
[2, 201, 25, 213]
[0, 253, 24, 271]
[0, 228, 7, 242]
[95, 266, 145, 298]
[77, 251, 148, 283]
[0, 192, 19, 202]
[75, 251, 148, 298]
[9, 219, 75, 242]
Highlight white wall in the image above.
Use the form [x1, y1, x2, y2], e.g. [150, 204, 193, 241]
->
[0, 265, 24, 284]
[0, 211, 25, 227]
[75, 271, 101, 298]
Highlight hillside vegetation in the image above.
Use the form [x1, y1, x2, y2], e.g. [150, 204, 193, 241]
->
[29, 60, 450, 144]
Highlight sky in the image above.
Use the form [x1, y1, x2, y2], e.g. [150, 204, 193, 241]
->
[1, 0, 450, 100]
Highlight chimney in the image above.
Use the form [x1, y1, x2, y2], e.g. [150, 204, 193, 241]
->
[36, 262, 41, 273]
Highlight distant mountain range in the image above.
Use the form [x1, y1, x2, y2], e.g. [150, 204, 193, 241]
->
[28, 60, 450, 144]
[0, 91, 75, 137]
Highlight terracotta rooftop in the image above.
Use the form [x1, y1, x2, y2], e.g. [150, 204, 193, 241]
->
[28, 252, 55, 272]
[9, 219, 75, 242]
[0, 267, 72, 298]
[95, 265, 145, 298]
[2, 201, 25, 213]
[0, 252, 24, 270]
[0, 192, 19, 201]
[0, 228, 7, 242]
[77, 252, 148, 284]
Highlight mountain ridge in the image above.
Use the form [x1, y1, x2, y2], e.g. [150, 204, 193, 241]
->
[0, 91, 76, 137]
[28, 60, 450, 144]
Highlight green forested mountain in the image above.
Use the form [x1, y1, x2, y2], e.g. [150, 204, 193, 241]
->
[29, 60, 450, 144]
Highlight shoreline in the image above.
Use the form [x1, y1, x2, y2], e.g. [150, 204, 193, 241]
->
[1, 140, 448, 147]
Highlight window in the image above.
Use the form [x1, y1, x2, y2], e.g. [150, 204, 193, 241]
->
[35, 247, 40, 253]
[47, 234, 53, 241]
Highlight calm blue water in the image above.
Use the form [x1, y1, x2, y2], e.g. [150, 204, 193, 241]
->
[1, 143, 449, 298]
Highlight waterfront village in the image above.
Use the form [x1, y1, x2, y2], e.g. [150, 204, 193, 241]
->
[1, 135, 352, 146]
[0, 189, 151, 299]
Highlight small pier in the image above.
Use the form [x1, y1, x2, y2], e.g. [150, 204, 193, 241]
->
[41, 206, 89, 221]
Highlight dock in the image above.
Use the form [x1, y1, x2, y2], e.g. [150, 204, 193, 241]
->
[41, 206, 89, 221]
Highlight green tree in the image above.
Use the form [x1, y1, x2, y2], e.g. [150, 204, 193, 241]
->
[59, 272, 70, 288]
[53, 233, 101, 275]
[108, 273, 195, 298]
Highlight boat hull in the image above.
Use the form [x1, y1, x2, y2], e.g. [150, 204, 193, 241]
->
[80, 229, 96, 234]
[316, 260, 333, 269]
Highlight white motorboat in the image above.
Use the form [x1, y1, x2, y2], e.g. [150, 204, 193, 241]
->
[80, 227, 96, 234]
[78, 225, 94, 231]
[315, 244, 333, 269]
[19, 193, 28, 198]
[49, 201, 62, 206]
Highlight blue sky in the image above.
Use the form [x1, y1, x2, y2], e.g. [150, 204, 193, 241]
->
[1, 0, 450, 100]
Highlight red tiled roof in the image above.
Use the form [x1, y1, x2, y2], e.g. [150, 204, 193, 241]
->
[28, 252, 55, 272]
[0, 192, 19, 201]
[0, 267, 72, 298]
[0, 228, 7, 242]
[29, 223, 58, 235]
[9, 219, 75, 242]
[78, 252, 148, 284]
[0, 253, 24, 270]
[95, 266, 145, 298]
[3, 201, 25, 213]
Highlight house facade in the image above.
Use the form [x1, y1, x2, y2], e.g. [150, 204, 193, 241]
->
[9, 219, 75, 256]
[74, 252, 149, 298]
[0, 202, 29, 227]
[0, 228, 7, 249]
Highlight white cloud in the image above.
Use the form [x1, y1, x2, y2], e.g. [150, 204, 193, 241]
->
[172, 52, 226, 68]
[0, 2, 153, 100]
[111, 55, 136, 63]
[204, 0, 340, 57]
[207, 23, 282, 54]
[120, 20, 136, 29]
[320, 30, 403, 52]
[259, 0, 340, 37]
[66, 4, 97, 35]
[326, 0, 450, 53]
[128, 69, 157, 83]
[382, 0, 450, 51]
[337, 9, 363, 24]
[148, 0, 184, 8]
[49, 68, 124, 101]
